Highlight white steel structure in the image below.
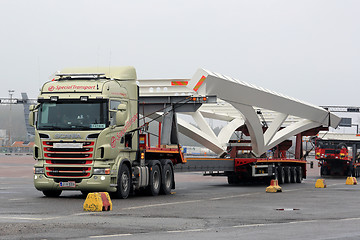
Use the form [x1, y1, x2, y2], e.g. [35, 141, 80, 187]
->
[139, 68, 341, 157]
[317, 132, 360, 142]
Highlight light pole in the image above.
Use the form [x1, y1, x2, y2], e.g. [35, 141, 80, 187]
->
[8, 90, 14, 150]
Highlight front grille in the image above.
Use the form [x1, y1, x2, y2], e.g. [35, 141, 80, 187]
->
[46, 166, 91, 177]
[43, 140, 95, 178]
[45, 147, 92, 152]
[46, 160, 92, 164]
[45, 153, 92, 158]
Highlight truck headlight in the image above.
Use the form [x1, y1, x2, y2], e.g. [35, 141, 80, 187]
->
[34, 167, 44, 174]
[93, 168, 110, 175]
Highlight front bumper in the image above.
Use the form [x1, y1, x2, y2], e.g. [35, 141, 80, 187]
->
[34, 174, 116, 192]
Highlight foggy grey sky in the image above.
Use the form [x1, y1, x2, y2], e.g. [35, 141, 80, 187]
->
[1, 0, 359, 106]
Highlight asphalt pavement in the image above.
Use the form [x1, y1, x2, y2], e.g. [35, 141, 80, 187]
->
[1, 155, 360, 240]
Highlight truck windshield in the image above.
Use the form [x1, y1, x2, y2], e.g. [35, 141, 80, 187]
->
[37, 101, 108, 130]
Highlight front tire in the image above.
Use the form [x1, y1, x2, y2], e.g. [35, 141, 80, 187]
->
[42, 190, 62, 197]
[81, 191, 90, 197]
[114, 164, 131, 199]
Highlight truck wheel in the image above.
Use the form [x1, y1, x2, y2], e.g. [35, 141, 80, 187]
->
[284, 167, 291, 183]
[148, 164, 161, 196]
[296, 166, 303, 183]
[227, 175, 236, 184]
[42, 190, 62, 197]
[290, 167, 297, 183]
[277, 166, 285, 184]
[114, 164, 131, 199]
[161, 164, 173, 195]
[321, 166, 328, 176]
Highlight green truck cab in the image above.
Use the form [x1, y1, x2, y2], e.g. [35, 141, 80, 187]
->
[30, 67, 150, 198]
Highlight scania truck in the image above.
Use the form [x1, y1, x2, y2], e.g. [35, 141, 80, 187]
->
[29, 66, 208, 198]
[29, 66, 339, 198]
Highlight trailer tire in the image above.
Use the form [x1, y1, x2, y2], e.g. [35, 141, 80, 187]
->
[42, 190, 62, 197]
[290, 167, 297, 183]
[283, 167, 291, 183]
[161, 163, 173, 195]
[114, 164, 131, 199]
[148, 164, 161, 196]
[277, 166, 285, 184]
[227, 175, 238, 185]
[321, 166, 328, 176]
[296, 166, 303, 183]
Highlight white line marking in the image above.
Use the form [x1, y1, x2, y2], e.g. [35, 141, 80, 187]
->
[167, 229, 207, 233]
[121, 193, 262, 211]
[336, 217, 360, 221]
[89, 233, 132, 238]
[121, 199, 203, 210]
[233, 223, 267, 228]
[232, 218, 360, 229]
[0, 216, 60, 221]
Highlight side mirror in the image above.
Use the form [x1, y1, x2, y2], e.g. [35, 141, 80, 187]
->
[29, 105, 35, 127]
[115, 104, 127, 126]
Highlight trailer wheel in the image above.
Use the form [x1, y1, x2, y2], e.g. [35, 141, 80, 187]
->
[321, 166, 328, 176]
[227, 175, 238, 185]
[148, 164, 161, 196]
[290, 167, 297, 183]
[42, 190, 62, 197]
[161, 163, 173, 195]
[277, 166, 285, 184]
[284, 167, 291, 183]
[114, 164, 131, 199]
[296, 166, 303, 183]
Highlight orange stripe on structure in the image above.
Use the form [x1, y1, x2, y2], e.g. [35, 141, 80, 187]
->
[193, 76, 206, 92]
[171, 81, 188, 86]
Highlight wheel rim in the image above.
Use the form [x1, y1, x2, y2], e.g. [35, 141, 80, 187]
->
[153, 170, 160, 190]
[121, 172, 129, 192]
[281, 168, 285, 183]
[286, 168, 290, 182]
[165, 169, 172, 189]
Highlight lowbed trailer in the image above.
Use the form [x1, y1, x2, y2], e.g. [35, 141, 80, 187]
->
[176, 157, 306, 184]
[175, 126, 328, 184]
[175, 126, 311, 185]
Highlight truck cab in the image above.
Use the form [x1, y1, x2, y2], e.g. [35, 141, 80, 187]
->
[30, 67, 140, 198]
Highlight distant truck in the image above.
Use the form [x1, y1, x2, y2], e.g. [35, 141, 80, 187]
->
[314, 139, 351, 176]
[29, 67, 209, 198]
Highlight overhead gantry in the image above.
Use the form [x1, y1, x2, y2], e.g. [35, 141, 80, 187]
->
[139, 68, 341, 157]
